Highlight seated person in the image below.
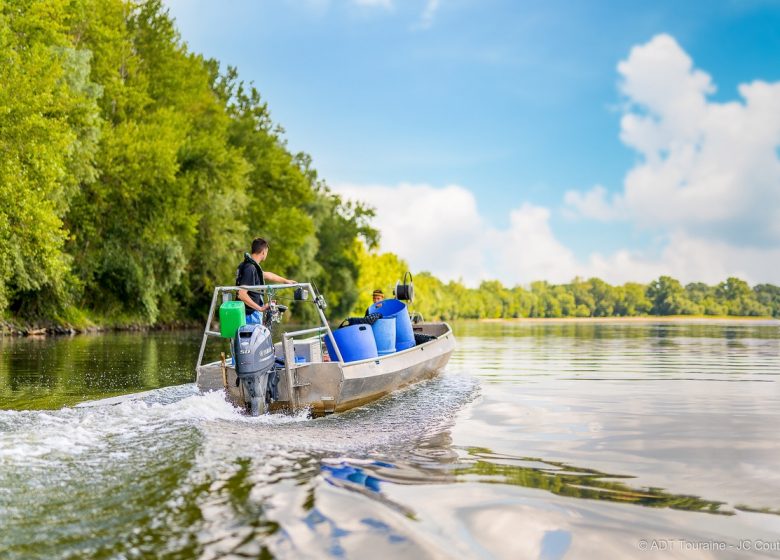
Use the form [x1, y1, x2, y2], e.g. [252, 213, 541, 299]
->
[236, 237, 296, 324]
[365, 288, 384, 316]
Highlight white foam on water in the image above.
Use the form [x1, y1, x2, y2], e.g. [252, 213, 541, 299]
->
[0, 373, 481, 560]
[0, 383, 335, 466]
[0, 376, 478, 492]
[0, 386, 223, 463]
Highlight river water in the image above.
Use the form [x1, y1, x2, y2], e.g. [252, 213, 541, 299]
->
[1, 320, 779, 559]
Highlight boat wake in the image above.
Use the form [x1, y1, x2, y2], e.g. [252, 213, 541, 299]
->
[0, 372, 479, 468]
[0, 374, 479, 559]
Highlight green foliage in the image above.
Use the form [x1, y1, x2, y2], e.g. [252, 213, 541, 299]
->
[351, 243, 408, 315]
[754, 284, 780, 318]
[715, 277, 770, 317]
[0, 0, 102, 317]
[0, 0, 376, 326]
[309, 193, 377, 318]
[647, 276, 701, 315]
[355, 268, 777, 321]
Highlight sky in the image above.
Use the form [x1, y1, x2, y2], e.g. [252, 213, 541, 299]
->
[165, 0, 780, 287]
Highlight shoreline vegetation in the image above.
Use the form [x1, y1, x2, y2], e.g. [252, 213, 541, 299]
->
[3, 315, 778, 339]
[479, 315, 780, 323]
[2, 1, 779, 338]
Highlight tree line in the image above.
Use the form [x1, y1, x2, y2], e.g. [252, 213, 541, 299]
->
[1, 0, 376, 328]
[353, 249, 780, 320]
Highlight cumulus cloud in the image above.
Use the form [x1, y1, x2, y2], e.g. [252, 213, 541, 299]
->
[580, 232, 780, 285]
[563, 185, 623, 221]
[335, 181, 780, 286]
[335, 35, 780, 287]
[352, 0, 393, 8]
[334, 183, 580, 285]
[558, 33, 780, 284]
[566, 34, 780, 248]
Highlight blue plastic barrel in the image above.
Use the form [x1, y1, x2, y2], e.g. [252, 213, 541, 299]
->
[368, 299, 415, 351]
[325, 324, 379, 363]
[371, 317, 396, 356]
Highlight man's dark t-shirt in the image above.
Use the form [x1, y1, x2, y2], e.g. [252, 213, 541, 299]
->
[236, 254, 264, 315]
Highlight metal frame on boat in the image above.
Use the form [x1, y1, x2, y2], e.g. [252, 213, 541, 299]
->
[196, 283, 456, 415]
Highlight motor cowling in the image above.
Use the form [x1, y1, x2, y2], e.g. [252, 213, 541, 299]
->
[234, 324, 276, 415]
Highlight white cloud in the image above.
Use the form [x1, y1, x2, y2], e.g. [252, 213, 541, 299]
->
[488, 204, 579, 284]
[563, 185, 623, 221]
[335, 183, 585, 286]
[335, 179, 780, 286]
[334, 35, 780, 287]
[352, 0, 393, 8]
[566, 34, 780, 248]
[415, 0, 440, 29]
[555, 33, 780, 285]
[334, 183, 488, 283]
[585, 231, 780, 285]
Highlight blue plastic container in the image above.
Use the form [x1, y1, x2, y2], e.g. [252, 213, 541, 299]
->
[368, 299, 415, 351]
[325, 324, 378, 363]
[371, 317, 396, 356]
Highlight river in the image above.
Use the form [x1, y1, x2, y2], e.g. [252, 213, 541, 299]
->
[1, 320, 779, 559]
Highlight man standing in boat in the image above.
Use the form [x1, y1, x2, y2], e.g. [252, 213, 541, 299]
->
[236, 238, 296, 324]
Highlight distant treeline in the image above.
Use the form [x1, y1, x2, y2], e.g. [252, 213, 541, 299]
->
[1, 0, 376, 328]
[352, 251, 780, 320]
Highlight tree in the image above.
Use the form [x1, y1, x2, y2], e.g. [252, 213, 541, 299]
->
[754, 284, 780, 318]
[615, 282, 651, 316]
[0, 0, 102, 318]
[646, 276, 700, 315]
[351, 243, 408, 316]
[716, 277, 769, 317]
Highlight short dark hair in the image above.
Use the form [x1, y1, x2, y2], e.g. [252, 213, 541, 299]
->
[372, 289, 384, 296]
[251, 238, 268, 254]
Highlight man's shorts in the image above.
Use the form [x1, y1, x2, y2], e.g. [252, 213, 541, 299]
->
[246, 310, 263, 325]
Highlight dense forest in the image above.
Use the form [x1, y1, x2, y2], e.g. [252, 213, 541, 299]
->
[0, 0, 376, 329]
[1, 0, 778, 333]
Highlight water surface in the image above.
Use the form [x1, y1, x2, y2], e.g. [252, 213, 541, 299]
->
[1, 321, 779, 559]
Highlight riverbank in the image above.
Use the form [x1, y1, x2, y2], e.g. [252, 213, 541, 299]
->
[0, 318, 201, 338]
[478, 315, 780, 324]
[3, 314, 778, 338]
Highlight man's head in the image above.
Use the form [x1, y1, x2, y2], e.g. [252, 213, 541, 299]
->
[251, 238, 269, 262]
[372, 289, 384, 304]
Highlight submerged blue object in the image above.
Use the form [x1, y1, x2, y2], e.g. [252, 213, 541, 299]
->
[325, 323, 379, 362]
[368, 298, 415, 351]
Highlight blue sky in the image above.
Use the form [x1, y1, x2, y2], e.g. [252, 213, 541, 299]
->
[166, 0, 780, 286]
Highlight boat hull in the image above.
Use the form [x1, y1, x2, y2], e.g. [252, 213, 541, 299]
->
[197, 322, 455, 416]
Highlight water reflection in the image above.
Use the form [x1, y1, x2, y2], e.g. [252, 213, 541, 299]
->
[0, 332, 200, 410]
[459, 448, 730, 514]
[319, 443, 732, 519]
[322, 459, 390, 493]
[2, 322, 779, 559]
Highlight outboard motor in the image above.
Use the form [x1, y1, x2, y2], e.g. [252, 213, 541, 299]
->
[234, 324, 276, 415]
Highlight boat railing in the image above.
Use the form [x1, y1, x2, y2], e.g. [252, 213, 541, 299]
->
[279, 325, 333, 409]
[196, 283, 345, 374]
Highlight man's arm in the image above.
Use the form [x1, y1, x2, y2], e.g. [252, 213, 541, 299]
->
[237, 289, 268, 313]
[263, 271, 297, 284]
